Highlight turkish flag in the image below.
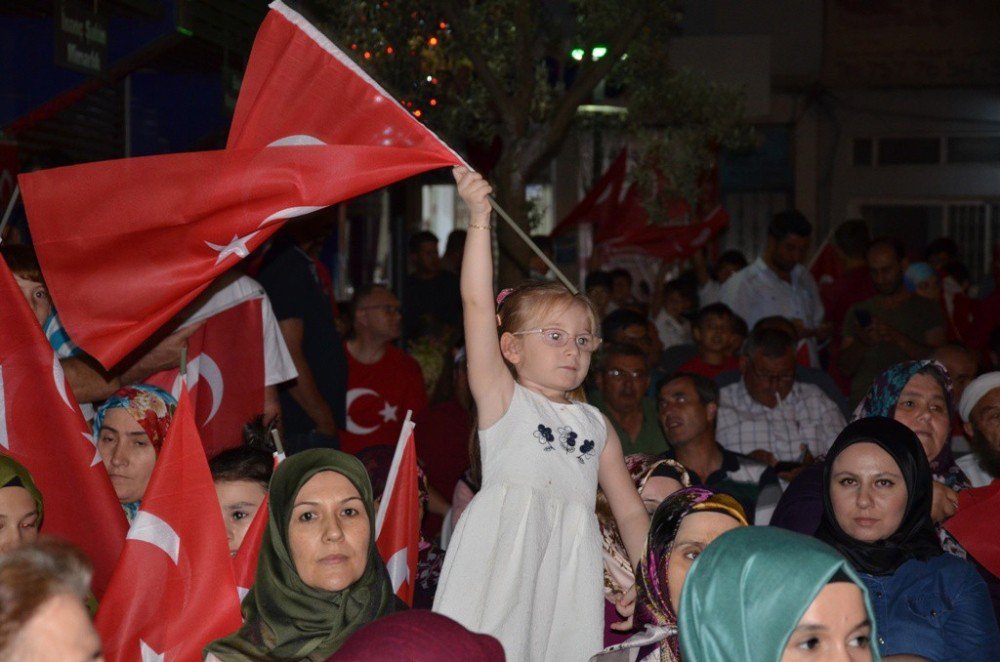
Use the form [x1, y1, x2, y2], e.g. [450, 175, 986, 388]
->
[95, 387, 242, 661]
[944, 480, 1000, 579]
[145, 299, 265, 459]
[550, 149, 629, 237]
[231, 494, 269, 603]
[20, 0, 463, 369]
[600, 205, 730, 262]
[0, 258, 126, 596]
[374, 415, 421, 606]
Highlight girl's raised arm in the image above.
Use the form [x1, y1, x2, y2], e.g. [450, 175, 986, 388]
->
[597, 420, 650, 567]
[454, 167, 515, 427]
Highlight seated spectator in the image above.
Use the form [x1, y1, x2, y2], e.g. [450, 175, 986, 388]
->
[596, 454, 686, 646]
[209, 424, 274, 557]
[656, 373, 781, 524]
[413, 347, 473, 536]
[689, 248, 747, 307]
[840, 236, 947, 408]
[600, 308, 668, 393]
[651, 280, 694, 351]
[342, 284, 428, 456]
[678, 526, 878, 662]
[585, 270, 615, 320]
[678, 303, 738, 379]
[0, 457, 42, 554]
[925, 236, 960, 271]
[592, 487, 747, 662]
[932, 343, 979, 450]
[403, 230, 462, 341]
[0, 540, 102, 660]
[94, 385, 177, 522]
[590, 344, 668, 456]
[206, 449, 401, 660]
[818, 219, 875, 338]
[329, 610, 504, 661]
[773, 359, 969, 536]
[816, 417, 1000, 659]
[609, 268, 638, 311]
[715, 328, 845, 466]
[958, 372, 1000, 487]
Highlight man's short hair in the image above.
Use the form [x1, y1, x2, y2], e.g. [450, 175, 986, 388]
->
[768, 210, 812, 241]
[753, 315, 797, 339]
[609, 268, 632, 286]
[601, 308, 648, 343]
[594, 342, 649, 371]
[867, 235, 906, 261]
[925, 237, 959, 262]
[694, 302, 734, 330]
[659, 371, 719, 407]
[408, 230, 439, 254]
[833, 220, 871, 260]
[743, 327, 795, 359]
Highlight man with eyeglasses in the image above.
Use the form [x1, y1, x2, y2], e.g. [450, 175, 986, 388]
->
[716, 327, 845, 470]
[341, 284, 428, 456]
[588, 343, 668, 455]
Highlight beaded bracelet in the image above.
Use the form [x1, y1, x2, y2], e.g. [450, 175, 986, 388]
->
[468, 222, 492, 230]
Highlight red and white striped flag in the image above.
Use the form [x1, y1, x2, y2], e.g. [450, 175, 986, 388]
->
[375, 412, 421, 606]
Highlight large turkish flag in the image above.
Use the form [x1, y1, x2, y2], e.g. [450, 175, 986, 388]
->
[0, 258, 126, 596]
[20, 0, 463, 369]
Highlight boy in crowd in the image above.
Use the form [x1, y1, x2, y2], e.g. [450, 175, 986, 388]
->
[678, 303, 740, 379]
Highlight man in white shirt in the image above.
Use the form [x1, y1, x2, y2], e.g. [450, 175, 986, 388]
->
[958, 372, 1000, 487]
[716, 327, 845, 466]
[720, 210, 829, 366]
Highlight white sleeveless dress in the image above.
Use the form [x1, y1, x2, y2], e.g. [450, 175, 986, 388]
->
[433, 382, 607, 661]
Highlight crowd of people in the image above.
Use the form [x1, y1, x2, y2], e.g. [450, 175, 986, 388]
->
[3, 166, 1000, 661]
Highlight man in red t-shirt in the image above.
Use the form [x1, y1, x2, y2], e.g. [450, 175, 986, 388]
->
[679, 303, 740, 379]
[341, 284, 428, 455]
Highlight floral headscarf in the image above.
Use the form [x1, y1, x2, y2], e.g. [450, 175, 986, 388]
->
[634, 487, 748, 662]
[851, 359, 968, 489]
[597, 454, 691, 599]
[93, 384, 178, 453]
[93, 384, 177, 520]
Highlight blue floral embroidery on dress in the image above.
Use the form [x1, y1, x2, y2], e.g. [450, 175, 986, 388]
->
[576, 439, 596, 464]
[534, 424, 555, 451]
[558, 426, 577, 453]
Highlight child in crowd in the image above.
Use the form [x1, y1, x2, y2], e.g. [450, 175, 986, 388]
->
[678, 303, 739, 379]
[652, 280, 694, 351]
[433, 168, 650, 661]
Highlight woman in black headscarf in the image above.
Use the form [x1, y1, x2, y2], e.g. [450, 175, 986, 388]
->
[817, 417, 998, 660]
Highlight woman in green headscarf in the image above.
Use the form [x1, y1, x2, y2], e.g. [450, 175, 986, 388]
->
[205, 449, 401, 661]
[679, 527, 880, 662]
[0, 455, 43, 554]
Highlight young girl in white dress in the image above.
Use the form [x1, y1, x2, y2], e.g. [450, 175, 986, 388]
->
[433, 167, 650, 661]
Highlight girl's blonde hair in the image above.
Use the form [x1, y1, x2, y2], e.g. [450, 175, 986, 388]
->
[496, 280, 599, 342]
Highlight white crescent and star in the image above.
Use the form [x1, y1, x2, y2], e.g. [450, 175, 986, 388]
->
[140, 639, 164, 662]
[345, 388, 398, 435]
[385, 546, 410, 593]
[169, 352, 224, 425]
[52, 352, 74, 410]
[205, 134, 328, 264]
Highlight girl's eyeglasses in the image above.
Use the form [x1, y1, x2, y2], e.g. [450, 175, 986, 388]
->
[511, 328, 602, 352]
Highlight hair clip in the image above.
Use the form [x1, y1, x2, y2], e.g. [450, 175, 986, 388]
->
[496, 287, 514, 309]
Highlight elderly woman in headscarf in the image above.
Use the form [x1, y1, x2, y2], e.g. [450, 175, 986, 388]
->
[597, 455, 688, 647]
[816, 417, 998, 659]
[205, 448, 401, 661]
[772, 359, 967, 535]
[93, 384, 177, 522]
[0, 456, 43, 554]
[592, 487, 748, 662]
[678, 526, 880, 662]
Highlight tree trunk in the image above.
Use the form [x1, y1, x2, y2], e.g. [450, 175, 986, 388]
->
[492, 148, 532, 288]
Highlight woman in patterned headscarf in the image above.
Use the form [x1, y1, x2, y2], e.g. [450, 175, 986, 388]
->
[597, 455, 688, 647]
[93, 384, 177, 522]
[592, 487, 748, 662]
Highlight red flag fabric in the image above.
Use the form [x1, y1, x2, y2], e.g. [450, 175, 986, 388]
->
[550, 149, 629, 237]
[943, 480, 1000, 578]
[600, 205, 730, 262]
[374, 416, 421, 606]
[146, 299, 265, 459]
[232, 493, 269, 602]
[0, 258, 126, 596]
[95, 387, 242, 661]
[20, 0, 463, 369]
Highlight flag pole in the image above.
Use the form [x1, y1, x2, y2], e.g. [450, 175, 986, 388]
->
[0, 185, 20, 245]
[179, 346, 188, 383]
[487, 195, 578, 295]
[806, 222, 837, 272]
[270, 428, 285, 460]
